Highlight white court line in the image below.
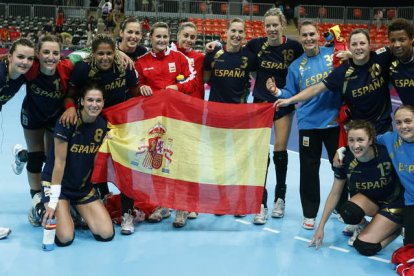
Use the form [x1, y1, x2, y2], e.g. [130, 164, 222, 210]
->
[294, 236, 312, 243]
[368, 256, 391, 264]
[329, 246, 350, 253]
[235, 219, 252, 225]
[263, 227, 280, 234]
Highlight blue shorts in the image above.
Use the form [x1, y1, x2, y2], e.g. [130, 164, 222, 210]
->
[41, 181, 100, 206]
[253, 97, 295, 121]
[377, 198, 404, 224]
[20, 99, 62, 131]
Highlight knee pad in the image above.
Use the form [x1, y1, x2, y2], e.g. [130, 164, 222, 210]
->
[338, 201, 365, 225]
[93, 231, 115, 242]
[27, 151, 46, 173]
[55, 235, 74, 247]
[353, 237, 382, 256]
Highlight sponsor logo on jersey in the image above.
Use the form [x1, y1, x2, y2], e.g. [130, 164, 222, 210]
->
[168, 62, 177, 73]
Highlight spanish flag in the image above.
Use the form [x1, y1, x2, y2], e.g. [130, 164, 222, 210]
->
[91, 90, 274, 214]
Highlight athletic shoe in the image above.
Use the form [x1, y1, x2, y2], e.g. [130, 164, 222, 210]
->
[253, 204, 268, 225]
[28, 192, 42, 227]
[348, 220, 368, 246]
[271, 198, 285, 218]
[121, 212, 134, 235]
[188, 212, 198, 219]
[173, 210, 189, 228]
[132, 208, 146, 224]
[12, 144, 27, 175]
[342, 224, 358, 236]
[28, 207, 41, 227]
[147, 207, 171, 223]
[234, 214, 246, 218]
[302, 217, 315, 230]
[0, 227, 11, 239]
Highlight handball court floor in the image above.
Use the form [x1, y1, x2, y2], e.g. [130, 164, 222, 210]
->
[0, 86, 403, 276]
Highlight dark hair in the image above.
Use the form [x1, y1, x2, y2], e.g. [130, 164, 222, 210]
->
[80, 81, 106, 100]
[349, 28, 370, 44]
[394, 104, 414, 116]
[150, 22, 170, 36]
[388, 18, 414, 39]
[88, 34, 124, 77]
[346, 120, 376, 141]
[91, 33, 115, 52]
[9, 38, 35, 54]
[120, 16, 141, 31]
[37, 35, 61, 52]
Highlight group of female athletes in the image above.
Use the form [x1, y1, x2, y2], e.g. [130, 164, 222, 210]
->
[0, 8, 413, 257]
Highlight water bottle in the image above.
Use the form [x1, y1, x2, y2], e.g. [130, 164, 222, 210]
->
[42, 218, 56, 251]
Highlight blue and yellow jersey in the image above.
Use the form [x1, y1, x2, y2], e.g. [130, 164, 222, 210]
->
[377, 131, 414, 205]
[42, 115, 108, 190]
[280, 46, 341, 130]
[390, 57, 414, 106]
[246, 36, 303, 102]
[204, 47, 256, 104]
[0, 62, 26, 111]
[24, 71, 65, 121]
[69, 61, 138, 108]
[334, 144, 401, 203]
[323, 48, 393, 134]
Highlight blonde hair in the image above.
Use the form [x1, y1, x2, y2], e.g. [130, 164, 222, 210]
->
[264, 7, 287, 27]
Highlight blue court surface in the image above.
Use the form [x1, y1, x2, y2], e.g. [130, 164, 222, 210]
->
[0, 88, 402, 276]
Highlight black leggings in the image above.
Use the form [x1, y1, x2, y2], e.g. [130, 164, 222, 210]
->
[403, 205, 414, 245]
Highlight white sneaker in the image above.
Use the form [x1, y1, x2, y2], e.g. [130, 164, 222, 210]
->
[12, 144, 27, 175]
[0, 227, 11, 239]
[173, 210, 189, 228]
[188, 212, 198, 219]
[147, 207, 171, 223]
[121, 212, 134, 235]
[271, 198, 285, 218]
[28, 192, 42, 227]
[342, 224, 358, 236]
[303, 217, 315, 230]
[348, 220, 368, 246]
[253, 204, 268, 225]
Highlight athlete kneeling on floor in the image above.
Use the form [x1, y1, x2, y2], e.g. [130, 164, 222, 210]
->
[309, 120, 403, 256]
[41, 81, 114, 247]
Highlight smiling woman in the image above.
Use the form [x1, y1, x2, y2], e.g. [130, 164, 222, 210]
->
[275, 28, 394, 135]
[17, 35, 79, 228]
[310, 120, 403, 257]
[40, 81, 114, 248]
[134, 22, 197, 97]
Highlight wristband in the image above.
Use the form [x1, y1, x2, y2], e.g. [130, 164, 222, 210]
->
[271, 87, 281, 97]
[64, 101, 76, 110]
[48, 184, 62, 210]
[336, 146, 346, 162]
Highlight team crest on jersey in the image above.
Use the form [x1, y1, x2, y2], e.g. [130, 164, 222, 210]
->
[168, 62, 177, 73]
[369, 63, 382, 79]
[130, 122, 174, 174]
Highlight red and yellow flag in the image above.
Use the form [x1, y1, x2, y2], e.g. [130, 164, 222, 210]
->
[91, 90, 274, 214]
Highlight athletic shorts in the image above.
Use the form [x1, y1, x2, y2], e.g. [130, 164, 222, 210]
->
[20, 105, 61, 131]
[253, 97, 295, 121]
[377, 198, 404, 224]
[41, 181, 100, 206]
